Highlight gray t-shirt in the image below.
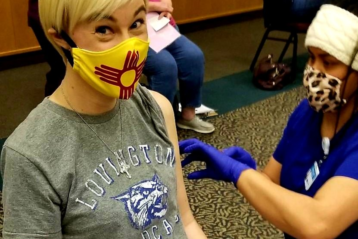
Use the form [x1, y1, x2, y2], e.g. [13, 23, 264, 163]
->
[1, 85, 188, 239]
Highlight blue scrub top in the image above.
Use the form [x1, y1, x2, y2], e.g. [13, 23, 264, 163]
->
[273, 99, 358, 238]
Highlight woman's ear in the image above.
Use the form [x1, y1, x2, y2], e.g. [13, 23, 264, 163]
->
[48, 28, 71, 50]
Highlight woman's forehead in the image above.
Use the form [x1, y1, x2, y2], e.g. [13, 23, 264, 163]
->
[308, 47, 328, 55]
[78, 0, 145, 23]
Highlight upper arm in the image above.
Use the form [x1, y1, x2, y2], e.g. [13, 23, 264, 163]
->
[1, 146, 62, 238]
[149, 90, 194, 225]
[262, 156, 282, 185]
[312, 152, 358, 237]
[313, 176, 358, 238]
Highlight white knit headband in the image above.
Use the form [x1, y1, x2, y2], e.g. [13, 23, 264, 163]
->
[305, 4, 358, 71]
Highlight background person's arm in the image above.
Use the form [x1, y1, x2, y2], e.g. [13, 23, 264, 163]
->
[158, 0, 173, 19]
[147, 0, 173, 13]
[161, 0, 173, 9]
[150, 91, 207, 239]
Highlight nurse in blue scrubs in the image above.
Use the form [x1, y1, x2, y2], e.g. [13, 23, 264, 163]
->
[180, 1, 358, 238]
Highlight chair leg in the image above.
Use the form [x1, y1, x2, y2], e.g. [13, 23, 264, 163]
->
[250, 28, 271, 71]
[278, 32, 294, 62]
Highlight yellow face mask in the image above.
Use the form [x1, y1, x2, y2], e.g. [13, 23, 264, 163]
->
[63, 34, 149, 99]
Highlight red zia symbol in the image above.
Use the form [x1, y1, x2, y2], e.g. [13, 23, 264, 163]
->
[94, 51, 146, 99]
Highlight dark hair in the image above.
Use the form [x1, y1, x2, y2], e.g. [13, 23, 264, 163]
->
[328, 0, 358, 16]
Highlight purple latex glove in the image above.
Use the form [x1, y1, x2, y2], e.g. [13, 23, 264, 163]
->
[222, 146, 257, 170]
[180, 139, 256, 185]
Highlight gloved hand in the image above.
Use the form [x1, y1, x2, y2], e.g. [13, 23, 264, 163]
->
[180, 139, 256, 185]
[222, 146, 257, 170]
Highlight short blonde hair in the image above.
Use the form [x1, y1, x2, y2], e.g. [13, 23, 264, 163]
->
[39, 0, 146, 61]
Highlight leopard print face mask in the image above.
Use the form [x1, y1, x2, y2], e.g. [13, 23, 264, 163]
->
[303, 66, 347, 113]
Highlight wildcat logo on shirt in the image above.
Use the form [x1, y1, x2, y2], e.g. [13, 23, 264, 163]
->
[112, 174, 169, 229]
[75, 144, 180, 237]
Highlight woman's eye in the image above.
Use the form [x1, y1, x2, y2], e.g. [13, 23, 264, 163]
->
[95, 26, 112, 35]
[131, 19, 144, 29]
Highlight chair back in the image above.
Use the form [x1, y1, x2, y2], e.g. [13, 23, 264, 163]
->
[263, 0, 292, 28]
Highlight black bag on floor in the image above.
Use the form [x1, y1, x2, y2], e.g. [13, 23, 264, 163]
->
[253, 54, 292, 90]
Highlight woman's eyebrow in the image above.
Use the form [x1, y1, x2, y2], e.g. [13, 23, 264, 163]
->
[86, 13, 115, 22]
[308, 48, 336, 60]
[320, 54, 337, 61]
[134, 5, 146, 17]
[318, 53, 331, 57]
[103, 16, 116, 22]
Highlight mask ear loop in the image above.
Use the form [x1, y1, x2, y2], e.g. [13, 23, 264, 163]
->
[333, 43, 358, 134]
[59, 31, 77, 67]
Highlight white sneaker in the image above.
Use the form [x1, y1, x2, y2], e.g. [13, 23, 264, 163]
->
[177, 116, 215, 134]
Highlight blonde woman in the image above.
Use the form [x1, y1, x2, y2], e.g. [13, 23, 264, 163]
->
[0, 0, 207, 238]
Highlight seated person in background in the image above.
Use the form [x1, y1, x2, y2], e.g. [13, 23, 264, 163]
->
[1, 0, 207, 238]
[144, 0, 215, 134]
[28, 0, 65, 96]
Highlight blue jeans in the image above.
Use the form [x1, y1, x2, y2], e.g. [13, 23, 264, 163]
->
[143, 35, 204, 108]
